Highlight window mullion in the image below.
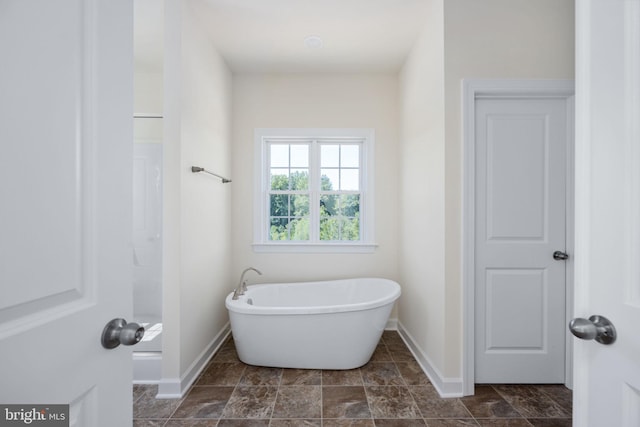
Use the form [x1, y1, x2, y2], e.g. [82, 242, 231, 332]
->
[309, 140, 320, 242]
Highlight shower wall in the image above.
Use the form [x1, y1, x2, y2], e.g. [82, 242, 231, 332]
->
[133, 70, 164, 353]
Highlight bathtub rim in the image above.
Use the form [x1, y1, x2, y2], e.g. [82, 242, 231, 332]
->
[225, 277, 400, 316]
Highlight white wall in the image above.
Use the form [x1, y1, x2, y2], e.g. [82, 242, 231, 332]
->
[231, 74, 399, 284]
[398, 0, 447, 384]
[443, 0, 575, 380]
[399, 0, 574, 391]
[134, 71, 163, 115]
[161, 0, 233, 394]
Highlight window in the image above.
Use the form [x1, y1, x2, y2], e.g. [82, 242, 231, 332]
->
[253, 128, 376, 253]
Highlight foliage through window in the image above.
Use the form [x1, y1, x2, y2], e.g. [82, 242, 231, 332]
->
[254, 129, 375, 252]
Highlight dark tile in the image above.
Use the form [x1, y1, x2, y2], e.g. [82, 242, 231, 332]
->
[281, 369, 322, 385]
[322, 386, 371, 419]
[396, 361, 430, 386]
[218, 338, 236, 353]
[221, 385, 278, 418]
[387, 347, 415, 363]
[272, 386, 322, 418]
[527, 419, 572, 427]
[361, 362, 405, 386]
[492, 385, 570, 418]
[210, 344, 240, 363]
[410, 385, 472, 419]
[322, 420, 375, 426]
[269, 420, 322, 426]
[134, 337, 572, 427]
[374, 419, 427, 426]
[323, 370, 364, 386]
[239, 366, 283, 386]
[381, 331, 405, 347]
[133, 421, 167, 427]
[424, 420, 480, 426]
[382, 339, 409, 351]
[172, 386, 234, 419]
[474, 420, 532, 427]
[460, 386, 521, 419]
[365, 386, 421, 419]
[134, 384, 156, 403]
[215, 420, 270, 427]
[134, 390, 181, 419]
[164, 421, 218, 426]
[369, 343, 393, 362]
[196, 362, 245, 386]
[536, 385, 572, 413]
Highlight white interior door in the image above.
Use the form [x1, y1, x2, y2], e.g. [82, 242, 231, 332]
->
[0, 1, 134, 425]
[475, 96, 571, 383]
[573, 1, 640, 425]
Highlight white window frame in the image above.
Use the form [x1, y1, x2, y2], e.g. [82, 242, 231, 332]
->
[253, 128, 376, 253]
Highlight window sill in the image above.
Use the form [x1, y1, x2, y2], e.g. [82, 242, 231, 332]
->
[252, 242, 378, 254]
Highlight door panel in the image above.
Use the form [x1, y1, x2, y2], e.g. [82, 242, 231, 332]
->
[485, 114, 548, 241]
[0, 0, 87, 321]
[0, 1, 133, 425]
[485, 269, 545, 350]
[475, 98, 569, 383]
[574, 1, 640, 425]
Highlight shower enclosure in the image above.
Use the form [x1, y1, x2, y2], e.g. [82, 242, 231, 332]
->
[133, 117, 163, 382]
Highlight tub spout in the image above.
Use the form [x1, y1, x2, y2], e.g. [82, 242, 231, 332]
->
[232, 267, 262, 300]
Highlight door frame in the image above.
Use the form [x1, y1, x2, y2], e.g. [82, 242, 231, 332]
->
[461, 79, 575, 396]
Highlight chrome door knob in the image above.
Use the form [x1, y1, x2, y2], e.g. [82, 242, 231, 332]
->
[553, 250, 569, 260]
[569, 315, 616, 345]
[101, 318, 145, 349]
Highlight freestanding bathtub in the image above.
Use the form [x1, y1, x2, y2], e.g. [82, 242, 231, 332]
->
[225, 277, 401, 370]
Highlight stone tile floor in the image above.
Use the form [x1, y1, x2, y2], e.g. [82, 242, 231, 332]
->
[134, 331, 572, 426]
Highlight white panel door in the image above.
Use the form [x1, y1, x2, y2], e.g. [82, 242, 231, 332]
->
[475, 97, 570, 383]
[573, 1, 640, 425]
[0, 1, 134, 425]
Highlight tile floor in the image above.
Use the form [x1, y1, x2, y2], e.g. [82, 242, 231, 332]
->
[133, 331, 572, 426]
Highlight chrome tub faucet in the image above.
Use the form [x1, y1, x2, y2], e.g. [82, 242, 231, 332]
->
[232, 267, 262, 300]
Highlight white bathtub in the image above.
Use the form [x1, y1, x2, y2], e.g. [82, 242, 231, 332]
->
[225, 277, 401, 369]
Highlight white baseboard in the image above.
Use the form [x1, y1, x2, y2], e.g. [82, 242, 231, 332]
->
[156, 323, 231, 399]
[397, 322, 463, 398]
[133, 352, 162, 384]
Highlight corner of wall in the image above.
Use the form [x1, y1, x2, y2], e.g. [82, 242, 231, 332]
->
[161, 0, 234, 386]
[397, 322, 463, 397]
[157, 324, 231, 398]
[397, 0, 448, 385]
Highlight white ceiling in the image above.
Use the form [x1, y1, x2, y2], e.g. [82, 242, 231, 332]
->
[135, 0, 430, 74]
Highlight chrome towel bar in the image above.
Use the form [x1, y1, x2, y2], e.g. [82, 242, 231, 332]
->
[191, 166, 232, 183]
